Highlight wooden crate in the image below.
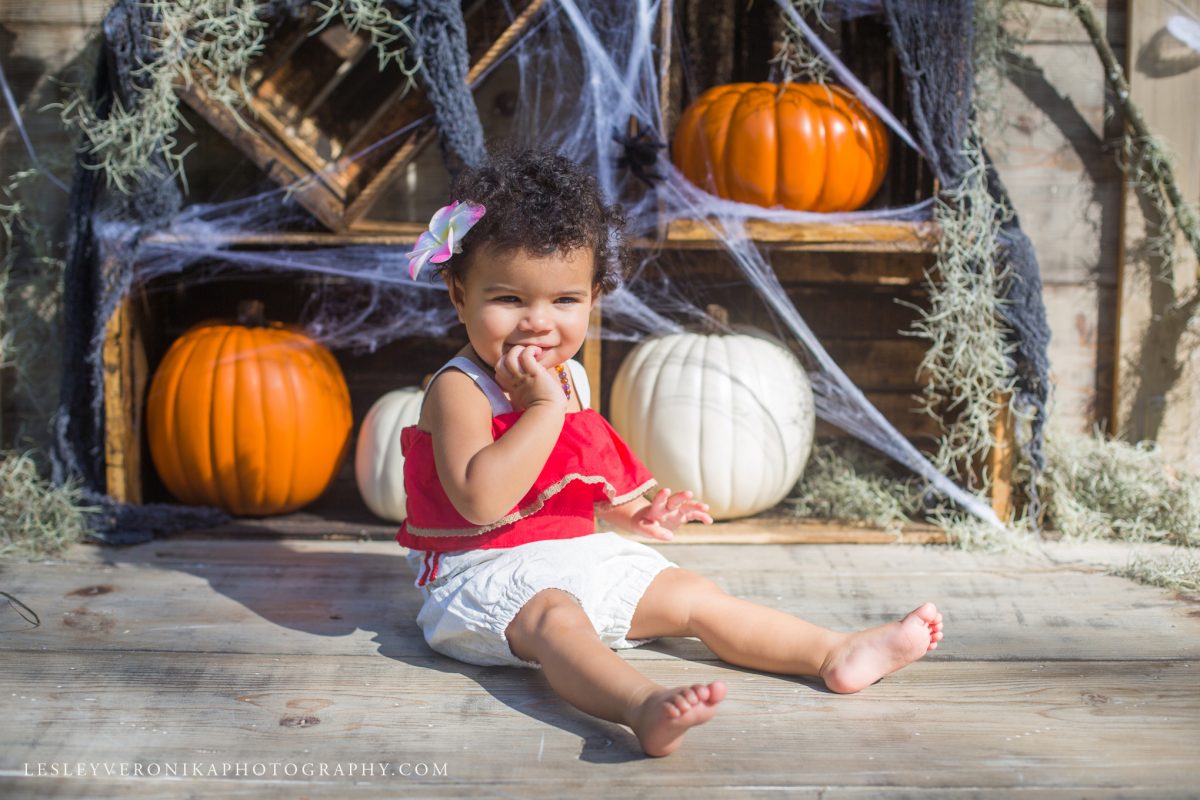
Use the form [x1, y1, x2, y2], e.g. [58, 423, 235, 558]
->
[102, 235, 1015, 531]
[597, 0, 1015, 518]
[176, 0, 546, 232]
[659, 0, 933, 211]
[104, 265, 461, 521]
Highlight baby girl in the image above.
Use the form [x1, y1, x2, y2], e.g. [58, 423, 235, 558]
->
[397, 150, 944, 757]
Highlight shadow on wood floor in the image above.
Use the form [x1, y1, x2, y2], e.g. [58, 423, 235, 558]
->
[1, 537, 1197, 797]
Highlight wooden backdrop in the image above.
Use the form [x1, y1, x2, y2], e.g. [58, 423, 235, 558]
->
[1113, 0, 1200, 470]
[0, 0, 1166, 466]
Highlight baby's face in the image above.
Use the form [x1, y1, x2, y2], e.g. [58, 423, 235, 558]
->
[448, 245, 597, 370]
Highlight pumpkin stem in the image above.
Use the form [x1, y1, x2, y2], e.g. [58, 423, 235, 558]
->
[237, 300, 267, 327]
[703, 304, 732, 334]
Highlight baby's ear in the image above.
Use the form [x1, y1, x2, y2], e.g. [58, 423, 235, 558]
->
[445, 273, 466, 320]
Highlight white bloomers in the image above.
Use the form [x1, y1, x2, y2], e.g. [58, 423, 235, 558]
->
[405, 532, 679, 668]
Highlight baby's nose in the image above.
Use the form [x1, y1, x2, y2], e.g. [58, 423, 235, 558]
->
[519, 306, 551, 330]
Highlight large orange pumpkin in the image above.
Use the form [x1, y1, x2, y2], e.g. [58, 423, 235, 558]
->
[146, 301, 352, 516]
[672, 82, 889, 213]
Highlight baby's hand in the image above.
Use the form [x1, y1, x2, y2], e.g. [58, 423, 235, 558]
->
[494, 346, 566, 412]
[633, 488, 713, 541]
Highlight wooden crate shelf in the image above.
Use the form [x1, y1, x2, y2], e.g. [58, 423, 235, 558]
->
[649, 219, 938, 254]
[146, 218, 936, 256]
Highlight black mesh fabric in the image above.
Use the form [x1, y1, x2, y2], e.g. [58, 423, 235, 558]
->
[885, 0, 1052, 508]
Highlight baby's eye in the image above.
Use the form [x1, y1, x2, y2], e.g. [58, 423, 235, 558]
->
[492, 296, 520, 303]
[555, 297, 580, 304]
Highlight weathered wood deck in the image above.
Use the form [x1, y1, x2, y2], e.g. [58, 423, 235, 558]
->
[2, 535, 1198, 797]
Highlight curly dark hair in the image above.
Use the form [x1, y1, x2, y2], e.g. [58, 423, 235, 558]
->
[432, 149, 627, 294]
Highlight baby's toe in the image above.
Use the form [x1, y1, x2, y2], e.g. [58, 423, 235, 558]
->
[692, 684, 711, 702]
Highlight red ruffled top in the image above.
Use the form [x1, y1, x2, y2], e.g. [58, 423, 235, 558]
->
[395, 408, 656, 552]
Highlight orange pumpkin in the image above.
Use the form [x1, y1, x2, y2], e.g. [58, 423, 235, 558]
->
[672, 82, 889, 213]
[146, 301, 352, 516]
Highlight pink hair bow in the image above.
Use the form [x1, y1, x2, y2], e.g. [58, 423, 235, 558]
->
[406, 200, 487, 280]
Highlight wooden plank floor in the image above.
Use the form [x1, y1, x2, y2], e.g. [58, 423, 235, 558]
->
[1, 537, 1198, 797]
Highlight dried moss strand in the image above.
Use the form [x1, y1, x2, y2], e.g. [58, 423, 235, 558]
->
[1111, 551, 1200, 593]
[784, 441, 924, 532]
[772, 1, 832, 85]
[315, 0, 421, 79]
[1043, 427, 1200, 545]
[56, 1, 419, 194]
[0, 451, 96, 559]
[905, 131, 1018, 489]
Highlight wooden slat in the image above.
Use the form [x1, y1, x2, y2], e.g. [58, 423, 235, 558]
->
[101, 290, 146, 504]
[1114, 0, 1200, 471]
[337, 76, 426, 159]
[1021, 0, 1126, 46]
[990, 392, 1016, 522]
[247, 25, 312, 92]
[812, 339, 929, 390]
[0, 1, 111, 23]
[0, 781, 1182, 800]
[242, 93, 352, 191]
[299, 32, 372, 120]
[138, 230, 933, 289]
[654, 219, 938, 253]
[640, 249, 933, 287]
[342, 128, 434, 225]
[0, 653, 1195, 791]
[143, 227, 427, 248]
[5, 540, 1197, 663]
[657, 0, 675, 134]
[813, 390, 944, 441]
[175, 82, 348, 231]
[669, 518, 944, 544]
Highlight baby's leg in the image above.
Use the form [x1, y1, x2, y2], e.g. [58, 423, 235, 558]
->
[627, 569, 944, 693]
[505, 588, 726, 757]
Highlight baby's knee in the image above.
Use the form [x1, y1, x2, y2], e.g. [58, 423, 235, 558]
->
[668, 570, 727, 625]
[506, 588, 589, 644]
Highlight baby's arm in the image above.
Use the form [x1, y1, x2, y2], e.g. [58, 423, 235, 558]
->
[427, 348, 566, 525]
[599, 488, 713, 541]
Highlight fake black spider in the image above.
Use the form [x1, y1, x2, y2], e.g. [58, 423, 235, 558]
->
[613, 116, 667, 187]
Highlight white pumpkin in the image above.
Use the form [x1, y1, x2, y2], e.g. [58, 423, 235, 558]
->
[355, 387, 424, 522]
[610, 328, 815, 520]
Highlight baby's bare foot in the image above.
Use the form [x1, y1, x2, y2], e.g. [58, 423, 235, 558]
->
[819, 602, 944, 694]
[629, 681, 726, 757]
